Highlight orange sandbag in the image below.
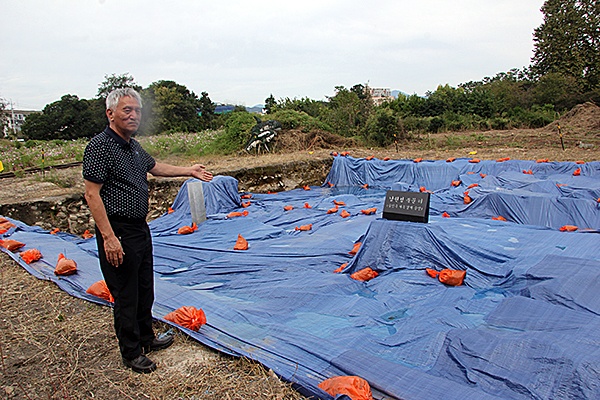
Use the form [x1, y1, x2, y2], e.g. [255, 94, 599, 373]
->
[0, 220, 16, 230]
[573, 168, 581, 176]
[178, 222, 198, 234]
[227, 210, 248, 218]
[333, 200, 346, 206]
[351, 267, 379, 282]
[463, 191, 472, 204]
[0, 217, 8, 224]
[327, 182, 335, 187]
[241, 194, 252, 199]
[442, 212, 450, 218]
[303, 185, 311, 190]
[383, 157, 390, 161]
[86, 280, 114, 302]
[446, 157, 456, 162]
[54, 253, 77, 276]
[331, 151, 339, 157]
[467, 183, 479, 189]
[560, 225, 578, 232]
[451, 180, 461, 187]
[340, 210, 351, 218]
[164, 306, 206, 331]
[50, 228, 60, 234]
[576, 160, 585, 164]
[340, 151, 350, 156]
[20, 248, 42, 264]
[349, 242, 361, 255]
[496, 157, 510, 162]
[536, 158, 549, 163]
[438, 269, 466, 286]
[0, 239, 25, 252]
[82, 229, 94, 239]
[327, 206, 339, 214]
[492, 216, 507, 221]
[295, 224, 312, 231]
[334, 263, 348, 273]
[480, 173, 487, 178]
[168, 207, 175, 214]
[361, 208, 377, 215]
[469, 158, 480, 163]
[365, 155, 374, 161]
[304, 202, 312, 209]
[283, 205, 294, 211]
[523, 169, 533, 175]
[241, 201, 251, 208]
[426, 268, 439, 278]
[318, 376, 374, 400]
[413, 157, 423, 163]
[361, 183, 369, 189]
[234, 234, 248, 250]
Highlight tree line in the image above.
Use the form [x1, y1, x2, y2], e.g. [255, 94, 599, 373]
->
[3, 0, 598, 150]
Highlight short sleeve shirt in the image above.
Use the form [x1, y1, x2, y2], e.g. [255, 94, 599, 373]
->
[83, 127, 156, 219]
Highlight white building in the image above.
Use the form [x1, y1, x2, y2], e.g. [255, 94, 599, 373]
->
[2, 109, 39, 137]
[368, 87, 393, 106]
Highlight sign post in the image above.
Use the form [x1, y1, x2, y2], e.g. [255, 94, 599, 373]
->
[382, 190, 430, 223]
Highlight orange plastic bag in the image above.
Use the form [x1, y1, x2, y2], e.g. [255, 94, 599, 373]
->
[576, 160, 585, 164]
[536, 158, 549, 163]
[496, 157, 510, 162]
[331, 151, 339, 157]
[295, 224, 312, 231]
[82, 229, 94, 239]
[241, 194, 252, 199]
[492, 216, 507, 221]
[451, 180, 461, 187]
[383, 157, 390, 161]
[446, 157, 456, 162]
[438, 269, 466, 286]
[304, 202, 312, 209]
[303, 185, 311, 190]
[234, 234, 248, 250]
[349, 242, 361, 255]
[467, 183, 479, 189]
[413, 157, 423, 163]
[573, 168, 581, 176]
[318, 376, 374, 400]
[463, 192, 472, 204]
[361, 183, 369, 189]
[0, 239, 25, 252]
[560, 225, 578, 232]
[20, 248, 42, 264]
[351, 267, 379, 282]
[50, 228, 60, 234]
[54, 253, 77, 276]
[523, 169, 533, 175]
[241, 201, 251, 208]
[442, 212, 450, 218]
[334, 263, 348, 273]
[327, 206, 339, 214]
[178, 222, 198, 234]
[164, 306, 206, 331]
[469, 158, 480, 163]
[333, 200, 346, 206]
[227, 211, 249, 218]
[86, 280, 114, 303]
[340, 151, 350, 157]
[365, 155, 374, 161]
[480, 173, 487, 178]
[168, 207, 175, 214]
[340, 210, 351, 218]
[360, 208, 377, 215]
[283, 205, 294, 211]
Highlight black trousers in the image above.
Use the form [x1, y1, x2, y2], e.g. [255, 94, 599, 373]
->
[96, 218, 155, 360]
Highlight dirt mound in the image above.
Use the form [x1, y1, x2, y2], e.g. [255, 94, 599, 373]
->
[547, 102, 600, 136]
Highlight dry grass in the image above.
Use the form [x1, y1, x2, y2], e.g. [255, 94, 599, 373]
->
[0, 252, 308, 400]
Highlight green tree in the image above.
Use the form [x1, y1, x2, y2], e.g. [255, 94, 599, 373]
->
[531, 0, 600, 91]
[97, 73, 142, 99]
[141, 80, 203, 134]
[21, 95, 104, 140]
[264, 94, 276, 114]
[198, 91, 216, 129]
[320, 86, 371, 137]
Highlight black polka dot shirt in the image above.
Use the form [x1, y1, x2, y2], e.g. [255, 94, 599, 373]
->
[83, 126, 156, 219]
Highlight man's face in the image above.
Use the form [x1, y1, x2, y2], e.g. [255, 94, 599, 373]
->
[107, 96, 142, 137]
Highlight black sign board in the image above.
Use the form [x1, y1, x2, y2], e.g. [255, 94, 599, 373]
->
[382, 190, 430, 223]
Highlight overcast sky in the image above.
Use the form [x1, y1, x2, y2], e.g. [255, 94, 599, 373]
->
[1, 0, 545, 110]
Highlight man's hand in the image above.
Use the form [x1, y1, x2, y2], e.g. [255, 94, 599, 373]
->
[190, 164, 213, 182]
[104, 234, 125, 267]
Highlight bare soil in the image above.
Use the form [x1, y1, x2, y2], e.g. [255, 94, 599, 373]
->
[0, 103, 599, 399]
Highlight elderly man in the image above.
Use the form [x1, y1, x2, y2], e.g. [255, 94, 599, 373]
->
[83, 88, 212, 373]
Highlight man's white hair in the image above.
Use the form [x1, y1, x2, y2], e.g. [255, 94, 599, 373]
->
[106, 88, 142, 111]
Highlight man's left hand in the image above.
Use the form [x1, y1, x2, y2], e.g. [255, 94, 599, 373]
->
[190, 164, 213, 182]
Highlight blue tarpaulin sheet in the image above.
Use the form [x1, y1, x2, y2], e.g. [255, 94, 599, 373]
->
[2, 156, 600, 399]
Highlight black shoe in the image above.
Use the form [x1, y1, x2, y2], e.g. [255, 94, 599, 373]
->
[142, 333, 174, 354]
[123, 354, 157, 374]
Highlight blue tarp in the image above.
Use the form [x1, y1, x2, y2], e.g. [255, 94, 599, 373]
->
[2, 156, 600, 399]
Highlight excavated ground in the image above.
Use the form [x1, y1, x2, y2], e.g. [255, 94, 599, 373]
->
[1, 105, 599, 399]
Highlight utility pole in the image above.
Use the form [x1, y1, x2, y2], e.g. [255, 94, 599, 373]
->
[10, 99, 16, 137]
